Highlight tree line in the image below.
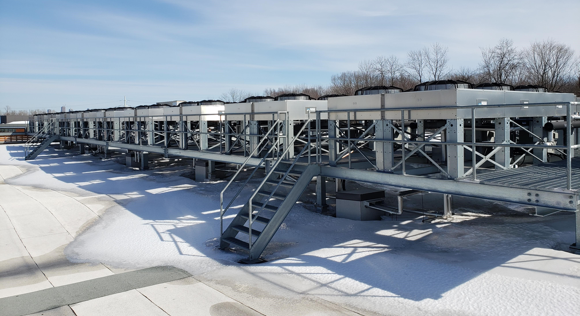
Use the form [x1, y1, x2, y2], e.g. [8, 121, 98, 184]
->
[221, 39, 579, 101]
[0, 106, 47, 116]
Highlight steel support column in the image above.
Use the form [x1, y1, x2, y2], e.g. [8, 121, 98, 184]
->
[575, 211, 580, 250]
[113, 118, 120, 142]
[531, 117, 548, 164]
[249, 121, 259, 157]
[147, 118, 154, 146]
[328, 120, 338, 166]
[224, 120, 232, 153]
[374, 120, 394, 171]
[446, 119, 464, 178]
[199, 120, 209, 151]
[316, 176, 327, 208]
[285, 120, 295, 159]
[444, 194, 453, 218]
[495, 118, 510, 169]
[179, 117, 188, 150]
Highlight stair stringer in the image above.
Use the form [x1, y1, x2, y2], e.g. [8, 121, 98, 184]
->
[248, 164, 320, 261]
[25, 135, 60, 160]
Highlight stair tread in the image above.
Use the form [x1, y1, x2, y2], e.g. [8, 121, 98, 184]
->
[273, 170, 303, 177]
[232, 225, 262, 237]
[222, 237, 250, 250]
[257, 191, 287, 200]
[240, 214, 270, 224]
[265, 180, 294, 187]
[251, 201, 278, 211]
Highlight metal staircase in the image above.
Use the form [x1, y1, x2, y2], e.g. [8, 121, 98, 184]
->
[24, 122, 59, 160]
[220, 118, 318, 262]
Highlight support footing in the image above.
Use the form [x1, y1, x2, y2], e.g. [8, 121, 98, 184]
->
[239, 257, 267, 264]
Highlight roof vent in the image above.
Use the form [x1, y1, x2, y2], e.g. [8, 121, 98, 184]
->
[414, 80, 473, 91]
[355, 86, 402, 95]
[244, 96, 275, 103]
[318, 94, 347, 100]
[275, 93, 311, 101]
[198, 100, 225, 105]
[514, 85, 547, 92]
[474, 83, 514, 91]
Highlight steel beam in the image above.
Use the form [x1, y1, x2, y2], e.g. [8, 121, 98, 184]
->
[59, 137, 264, 166]
[319, 166, 578, 211]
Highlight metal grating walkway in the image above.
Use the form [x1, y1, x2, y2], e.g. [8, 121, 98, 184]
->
[461, 158, 580, 191]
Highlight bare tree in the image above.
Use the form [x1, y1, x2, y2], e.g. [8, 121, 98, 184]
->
[522, 40, 576, 91]
[479, 39, 521, 84]
[449, 67, 481, 84]
[358, 59, 378, 87]
[329, 71, 359, 95]
[406, 49, 426, 83]
[424, 43, 449, 81]
[394, 73, 417, 91]
[264, 85, 327, 99]
[219, 89, 251, 103]
[374, 56, 404, 86]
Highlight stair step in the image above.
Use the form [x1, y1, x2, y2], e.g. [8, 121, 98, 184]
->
[222, 237, 250, 250]
[272, 170, 303, 177]
[265, 180, 294, 188]
[256, 191, 286, 200]
[232, 225, 262, 237]
[251, 201, 278, 212]
[240, 213, 270, 224]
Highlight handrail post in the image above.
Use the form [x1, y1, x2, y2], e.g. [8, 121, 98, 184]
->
[401, 110, 406, 175]
[472, 108, 477, 181]
[308, 110, 311, 164]
[567, 103, 572, 190]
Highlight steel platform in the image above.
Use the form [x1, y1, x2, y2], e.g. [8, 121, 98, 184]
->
[465, 159, 580, 191]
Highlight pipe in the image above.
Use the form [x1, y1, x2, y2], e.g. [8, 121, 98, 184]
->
[364, 202, 444, 217]
[543, 120, 580, 131]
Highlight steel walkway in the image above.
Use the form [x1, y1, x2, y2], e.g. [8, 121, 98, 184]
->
[465, 158, 580, 191]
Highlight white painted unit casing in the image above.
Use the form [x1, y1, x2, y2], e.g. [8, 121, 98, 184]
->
[181, 104, 225, 121]
[83, 110, 105, 119]
[328, 90, 577, 120]
[224, 100, 327, 121]
[106, 108, 136, 118]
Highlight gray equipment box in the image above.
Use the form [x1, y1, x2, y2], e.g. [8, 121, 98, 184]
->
[336, 188, 385, 221]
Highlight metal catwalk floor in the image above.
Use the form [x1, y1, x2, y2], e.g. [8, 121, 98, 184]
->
[461, 158, 580, 191]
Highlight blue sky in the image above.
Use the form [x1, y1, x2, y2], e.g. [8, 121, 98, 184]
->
[1, 0, 579, 111]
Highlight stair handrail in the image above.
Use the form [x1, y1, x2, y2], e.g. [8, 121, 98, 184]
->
[246, 118, 313, 249]
[24, 121, 55, 158]
[220, 115, 287, 234]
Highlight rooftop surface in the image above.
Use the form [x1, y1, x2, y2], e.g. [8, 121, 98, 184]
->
[1, 144, 579, 316]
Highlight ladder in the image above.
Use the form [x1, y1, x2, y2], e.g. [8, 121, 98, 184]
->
[220, 118, 318, 262]
[24, 121, 59, 160]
